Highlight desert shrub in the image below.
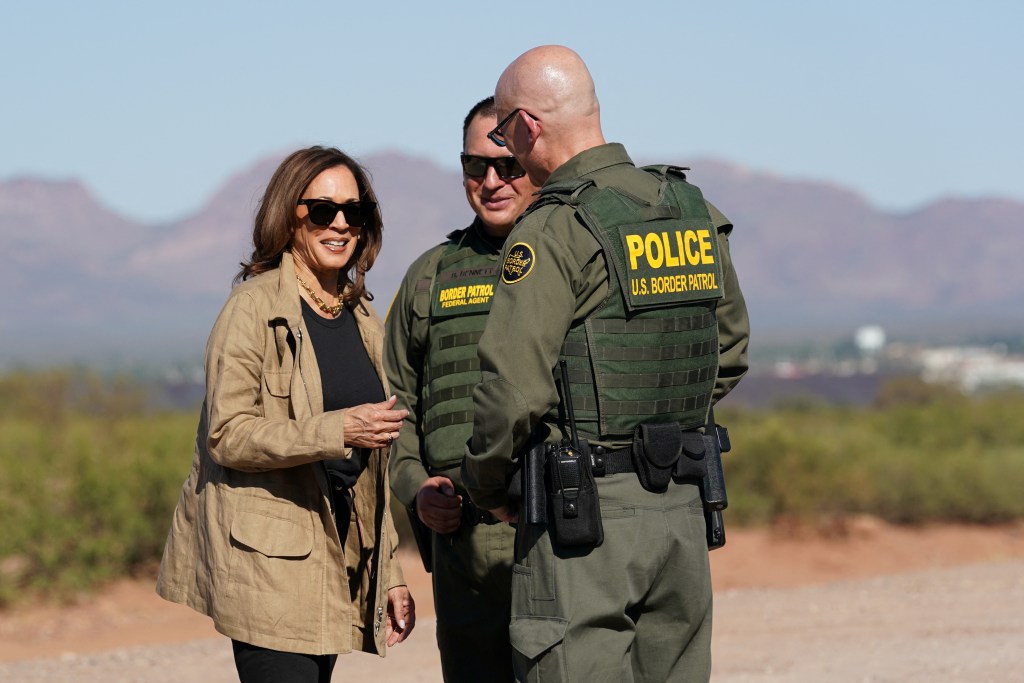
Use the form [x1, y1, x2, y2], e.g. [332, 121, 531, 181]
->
[0, 412, 194, 604]
[717, 386, 1024, 526]
[0, 368, 193, 605]
[2, 369, 1023, 604]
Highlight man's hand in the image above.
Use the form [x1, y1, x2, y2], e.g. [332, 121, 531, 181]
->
[415, 476, 462, 534]
[488, 504, 520, 525]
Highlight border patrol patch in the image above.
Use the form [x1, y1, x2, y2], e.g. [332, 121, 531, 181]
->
[501, 242, 535, 284]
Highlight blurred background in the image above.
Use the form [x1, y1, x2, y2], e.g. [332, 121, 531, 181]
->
[1, 0, 1022, 604]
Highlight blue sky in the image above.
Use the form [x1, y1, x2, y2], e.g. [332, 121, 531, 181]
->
[2, 0, 1020, 223]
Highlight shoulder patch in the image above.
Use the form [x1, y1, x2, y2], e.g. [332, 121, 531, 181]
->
[501, 242, 536, 284]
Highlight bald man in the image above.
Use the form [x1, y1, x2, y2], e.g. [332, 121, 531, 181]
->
[462, 46, 749, 682]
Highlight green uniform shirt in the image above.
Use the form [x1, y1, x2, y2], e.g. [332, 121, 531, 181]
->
[385, 219, 505, 507]
[463, 143, 750, 510]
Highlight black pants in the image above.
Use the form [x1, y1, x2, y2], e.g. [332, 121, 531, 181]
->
[232, 640, 337, 683]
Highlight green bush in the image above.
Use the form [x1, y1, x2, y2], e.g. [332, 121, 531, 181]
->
[1, 370, 1023, 604]
[0, 412, 194, 605]
[0, 369, 194, 605]
[719, 382, 1024, 525]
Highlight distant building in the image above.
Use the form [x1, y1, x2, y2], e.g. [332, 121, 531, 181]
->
[762, 326, 1024, 394]
[919, 345, 1024, 392]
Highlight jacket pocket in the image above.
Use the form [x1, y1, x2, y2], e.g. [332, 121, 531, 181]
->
[230, 509, 313, 558]
[224, 506, 316, 630]
[263, 371, 291, 398]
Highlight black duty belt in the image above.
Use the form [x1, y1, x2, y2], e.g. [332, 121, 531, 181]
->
[589, 445, 634, 477]
[590, 439, 705, 484]
[461, 498, 500, 526]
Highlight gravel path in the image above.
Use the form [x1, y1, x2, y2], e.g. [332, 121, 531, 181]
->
[0, 622, 442, 683]
[3, 559, 1022, 682]
[711, 559, 1024, 682]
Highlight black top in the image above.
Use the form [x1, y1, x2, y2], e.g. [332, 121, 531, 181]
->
[301, 298, 385, 491]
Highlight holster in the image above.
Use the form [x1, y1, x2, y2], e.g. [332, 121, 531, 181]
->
[702, 427, 728, 511]
[705, 508, 726, 550]
[701, 414, 730, 550]
[547, 443, 603, 547]
[522, 440, 549, 525]
[507, 437, 551, 525]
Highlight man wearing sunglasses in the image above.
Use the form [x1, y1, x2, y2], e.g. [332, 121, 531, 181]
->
[385, 96, 538, 683]
[462, 46, 750, 682]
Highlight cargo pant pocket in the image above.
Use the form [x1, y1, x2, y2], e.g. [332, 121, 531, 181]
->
[509, 616, 568, 682]
[513, 523, 555, 601]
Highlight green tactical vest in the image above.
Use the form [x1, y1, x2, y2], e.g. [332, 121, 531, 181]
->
[536, 166, 725, 440]
[420, 230, 502, 470]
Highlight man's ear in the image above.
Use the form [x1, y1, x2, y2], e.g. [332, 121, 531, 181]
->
[521, 111, 541, 145]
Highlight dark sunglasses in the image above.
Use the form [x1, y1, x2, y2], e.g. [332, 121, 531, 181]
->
[487, 108, 538, 147]
[297, 199, 376, 227]
[460, 154, 526, 181]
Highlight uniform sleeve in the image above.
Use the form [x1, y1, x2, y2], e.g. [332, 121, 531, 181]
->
[706, 202, 750, 402]
[384, 255, 434, 508]
[462, 213, 589, 509]
[205, 291, 349, 471]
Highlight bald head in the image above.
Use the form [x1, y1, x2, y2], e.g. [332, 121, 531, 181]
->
[495, 45, 606, 182]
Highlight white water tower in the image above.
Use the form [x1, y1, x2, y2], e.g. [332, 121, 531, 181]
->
[855, 325, 886, 357]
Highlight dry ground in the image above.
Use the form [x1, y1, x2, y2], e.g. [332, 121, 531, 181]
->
[2, 520, 1023, 681]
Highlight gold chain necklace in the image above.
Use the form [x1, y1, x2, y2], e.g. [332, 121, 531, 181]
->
[297, 277, 343, 316]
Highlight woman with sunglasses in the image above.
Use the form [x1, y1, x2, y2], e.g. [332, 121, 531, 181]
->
[157, 146, 415, 683]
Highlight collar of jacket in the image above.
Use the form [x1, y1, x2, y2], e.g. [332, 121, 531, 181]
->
[269, 251, 369, 325]
[265, 252, 385, 408]
[268, 251, 303, 329]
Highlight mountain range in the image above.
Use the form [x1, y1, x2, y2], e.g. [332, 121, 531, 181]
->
[3, 152, 1022, 367]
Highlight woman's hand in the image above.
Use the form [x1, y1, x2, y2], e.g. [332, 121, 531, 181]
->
[343, 395, 409, 450]
[385, 585, 415, 646]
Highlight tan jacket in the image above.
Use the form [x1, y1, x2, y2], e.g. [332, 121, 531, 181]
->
[156, 252, 405, 656]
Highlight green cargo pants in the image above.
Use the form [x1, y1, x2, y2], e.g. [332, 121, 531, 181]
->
[509, 476, 712, 683]
[432, 514, 516, 683]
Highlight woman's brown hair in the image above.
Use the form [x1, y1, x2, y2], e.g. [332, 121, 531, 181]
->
[237, 146, 382, 304]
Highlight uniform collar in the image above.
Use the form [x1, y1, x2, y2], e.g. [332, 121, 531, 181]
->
[446, 217, 507, 253]
[545, 143, 634, 187]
